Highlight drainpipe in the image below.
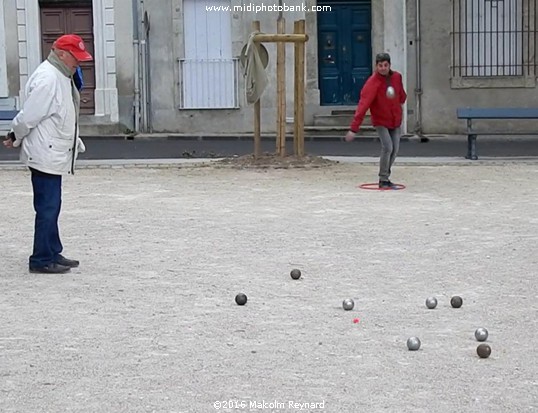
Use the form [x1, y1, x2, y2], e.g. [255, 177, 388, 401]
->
[140, 38, 147, 132]
[133, 40, 140, 133]
[415, 0, 428, 141]
[143, 11, 152, 133]
[133, 0, 141, 133]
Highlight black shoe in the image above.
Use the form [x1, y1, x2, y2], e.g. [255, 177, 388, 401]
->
[379, 180, 397, 189]
[29, 263, 71, 274]
[379, 180, 391, 189]
[56, 254, 79, 268]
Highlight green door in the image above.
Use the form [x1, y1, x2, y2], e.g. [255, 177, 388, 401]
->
[318, 1, 372, 105]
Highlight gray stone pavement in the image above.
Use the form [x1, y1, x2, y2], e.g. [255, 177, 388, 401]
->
[1, 160, 537, 413]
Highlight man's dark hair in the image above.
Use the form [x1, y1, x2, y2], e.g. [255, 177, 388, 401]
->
[375, 52, 391, 64]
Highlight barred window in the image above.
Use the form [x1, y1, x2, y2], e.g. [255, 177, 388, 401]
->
[452, 0, 537, 77]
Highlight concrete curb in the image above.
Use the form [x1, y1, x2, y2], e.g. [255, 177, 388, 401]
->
[77, 133, 538, 142]
[323, 156, 538, 165]
[79, 134, 384, 142]
[0, 158, 218, 170]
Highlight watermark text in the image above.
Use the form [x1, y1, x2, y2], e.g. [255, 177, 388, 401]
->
[213, 399, 326, 410]
[206, 3, 332, 13]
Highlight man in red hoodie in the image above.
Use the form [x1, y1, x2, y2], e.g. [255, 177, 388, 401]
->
[345, 53, 407, 188]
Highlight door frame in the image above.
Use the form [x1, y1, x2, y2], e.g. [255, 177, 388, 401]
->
[306, 0, 407, 132]
[17, 0, 118, 122]
[317, 0, 372, 106]
[308, 0, 382, 110]
[40, 1, 96, 114]
[0, 0, 7, 97]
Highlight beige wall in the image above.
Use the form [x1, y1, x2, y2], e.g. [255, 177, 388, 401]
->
[406, 0, 538, 134]
[2, 0, 20, 97]
[139, 0, 397, 134]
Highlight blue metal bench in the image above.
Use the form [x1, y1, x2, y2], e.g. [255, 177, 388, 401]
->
[0, 110, 18, 134]
[457, 107, 538, 160]
[0, 110, 18, 121]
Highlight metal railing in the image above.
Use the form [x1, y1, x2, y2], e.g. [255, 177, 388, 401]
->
[452, 0, 537, 77]
[179, 58, 239, 109]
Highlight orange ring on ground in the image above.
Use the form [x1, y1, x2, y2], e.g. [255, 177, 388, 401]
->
[358, 182, 406, 190]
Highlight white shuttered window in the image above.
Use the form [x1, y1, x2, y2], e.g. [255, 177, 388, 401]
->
[181, 0, 238, 109]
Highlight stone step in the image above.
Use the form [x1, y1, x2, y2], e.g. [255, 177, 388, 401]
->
[313, 112, 370, 127]
[305, 125, 375, 131]
[331, 109, 355, 115]
[1, 121, 127, 136]
[304, 125, 377, 137]
[79, 115, 128, 137]
[0, 97, 17, 110]
[79, 123, 128, 137]
[313, 114, 352, 127]
[0, 120, 12, 133]
[0, 99, 18, 133]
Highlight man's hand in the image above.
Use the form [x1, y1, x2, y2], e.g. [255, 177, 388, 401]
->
[2, 136, 14, 149]
[345, 130, 356, 142]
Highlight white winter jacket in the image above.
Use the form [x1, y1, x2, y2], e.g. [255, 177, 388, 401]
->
[11, 60, 85, 176]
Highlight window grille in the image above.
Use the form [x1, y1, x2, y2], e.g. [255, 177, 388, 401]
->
[452, 0, 537, 77]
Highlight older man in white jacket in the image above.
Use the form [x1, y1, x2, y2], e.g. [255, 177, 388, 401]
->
[3, 34, 92, 274]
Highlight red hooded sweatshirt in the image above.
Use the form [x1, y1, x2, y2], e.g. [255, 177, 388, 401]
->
[349, 70, 407, 132]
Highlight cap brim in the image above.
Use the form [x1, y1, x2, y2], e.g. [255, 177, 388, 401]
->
[71, 50, 93, 62]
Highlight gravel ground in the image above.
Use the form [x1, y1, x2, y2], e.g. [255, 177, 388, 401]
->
[1, 161, 537, 413]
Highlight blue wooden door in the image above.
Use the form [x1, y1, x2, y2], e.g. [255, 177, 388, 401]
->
[318, 1, 372, 105]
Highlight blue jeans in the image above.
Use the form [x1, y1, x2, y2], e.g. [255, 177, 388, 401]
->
[29, 169, 63, 268]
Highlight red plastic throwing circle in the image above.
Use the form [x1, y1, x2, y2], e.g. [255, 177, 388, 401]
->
[358, 182, 406, 190]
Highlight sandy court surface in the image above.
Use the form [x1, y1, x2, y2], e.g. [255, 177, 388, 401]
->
[1, 162, 537, 413]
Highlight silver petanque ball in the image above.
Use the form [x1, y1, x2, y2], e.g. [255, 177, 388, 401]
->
[475, 327, 489, 342]
[407, 336, 421, 351]
[342, 298, 354, 311]
[386, 86, 395, 99]
[425, 297, 438, 309]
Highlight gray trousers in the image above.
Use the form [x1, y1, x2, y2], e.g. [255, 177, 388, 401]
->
[376, 126, 401, 181]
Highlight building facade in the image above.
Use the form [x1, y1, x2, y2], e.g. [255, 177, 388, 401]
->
[407, 0, 538, 133]
[0, 0, 126, 132]
[0, 0, 536, 136]
[130, 0, 407, 135]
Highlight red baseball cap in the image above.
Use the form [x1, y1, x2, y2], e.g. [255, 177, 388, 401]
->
[53, 34, 93, 62]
